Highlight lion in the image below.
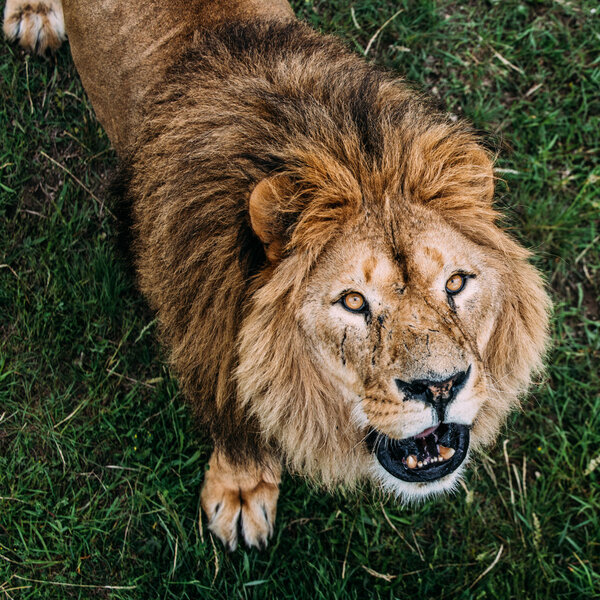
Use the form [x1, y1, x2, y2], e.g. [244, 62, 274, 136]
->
[5, 0, 550, 551]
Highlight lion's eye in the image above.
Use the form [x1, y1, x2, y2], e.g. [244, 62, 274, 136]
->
[342, 292, 366, 312]
[445, 274, 466, 295]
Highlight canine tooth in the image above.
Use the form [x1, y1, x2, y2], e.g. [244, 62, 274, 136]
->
[406, 455, 417, 469]
[439, 446, 455, 460]
[417, 461, 423, 468]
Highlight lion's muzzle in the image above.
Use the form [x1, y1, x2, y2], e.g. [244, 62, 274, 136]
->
[395, 366, 471, 422]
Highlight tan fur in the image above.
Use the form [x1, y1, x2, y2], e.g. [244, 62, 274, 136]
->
[60, 0, 294, 153]
[4, 1, 551, 549]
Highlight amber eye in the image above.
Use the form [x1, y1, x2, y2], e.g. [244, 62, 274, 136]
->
[445, 273, 466, 295]
[342, 292, 366, 312]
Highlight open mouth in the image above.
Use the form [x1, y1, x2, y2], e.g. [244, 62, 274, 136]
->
[366, 423, 470, 483]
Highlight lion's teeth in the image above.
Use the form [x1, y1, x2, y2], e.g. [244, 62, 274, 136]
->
[417, 461, 423, 468]
[439, 446, 455, 460]
[406, 455, 417, 469]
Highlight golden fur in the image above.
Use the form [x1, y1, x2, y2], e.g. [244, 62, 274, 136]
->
[4, 1, 550, 550]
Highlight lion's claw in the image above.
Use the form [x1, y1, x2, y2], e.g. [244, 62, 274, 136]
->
[201, 451, 280, 551]
[3, 0, 65, 54]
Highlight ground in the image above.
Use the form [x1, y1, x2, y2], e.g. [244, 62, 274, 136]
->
[0, 0, 599, 598]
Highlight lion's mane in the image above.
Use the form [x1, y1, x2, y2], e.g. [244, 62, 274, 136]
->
[121, 20, 549, 483]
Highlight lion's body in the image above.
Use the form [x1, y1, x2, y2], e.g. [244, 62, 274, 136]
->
[4, 0, 550, 550]
[60, 0, 293, 153]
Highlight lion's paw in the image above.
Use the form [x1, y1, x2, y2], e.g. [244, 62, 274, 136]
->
[3, 0, 65, 54]
[201, 451, 280, 551]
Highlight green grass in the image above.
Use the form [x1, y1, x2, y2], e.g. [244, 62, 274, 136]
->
[1, 0, 599, 598]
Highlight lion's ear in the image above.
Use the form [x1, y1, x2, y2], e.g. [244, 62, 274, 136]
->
[249, 175, 292, 262]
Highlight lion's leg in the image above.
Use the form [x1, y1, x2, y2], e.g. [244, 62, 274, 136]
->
[201, 449, 281, 551]
[3, 0, 65, 54]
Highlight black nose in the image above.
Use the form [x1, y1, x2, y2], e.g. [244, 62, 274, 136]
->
[395, 367, 471, 421]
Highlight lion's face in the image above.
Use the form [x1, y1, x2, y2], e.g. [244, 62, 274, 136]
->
[296, 202, 506, 498]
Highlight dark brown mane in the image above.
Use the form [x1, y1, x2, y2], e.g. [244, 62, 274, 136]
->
[120, 19, 546, 467]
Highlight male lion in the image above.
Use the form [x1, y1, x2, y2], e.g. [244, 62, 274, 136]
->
[5, 0, 550, 550]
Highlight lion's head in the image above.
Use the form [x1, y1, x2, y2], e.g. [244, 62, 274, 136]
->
[236, 121, 550, 501]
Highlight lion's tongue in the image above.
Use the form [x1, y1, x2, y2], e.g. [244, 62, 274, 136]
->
[415, 425, 438, 439]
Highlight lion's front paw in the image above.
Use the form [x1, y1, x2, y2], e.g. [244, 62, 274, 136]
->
[3, 0, 65, 54]
[200, 451, 280, 551]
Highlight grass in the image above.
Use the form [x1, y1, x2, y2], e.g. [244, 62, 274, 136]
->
[1, 0, 599, 598]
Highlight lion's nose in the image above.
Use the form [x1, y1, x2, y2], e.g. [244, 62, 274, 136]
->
[395, 367, 471, 421]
